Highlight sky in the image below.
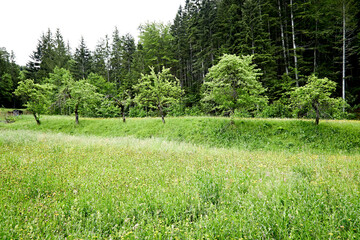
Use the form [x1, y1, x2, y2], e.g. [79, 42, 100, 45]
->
[0, 0, 185, 66]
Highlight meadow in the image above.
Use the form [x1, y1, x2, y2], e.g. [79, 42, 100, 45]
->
[1, 115, 360, 239]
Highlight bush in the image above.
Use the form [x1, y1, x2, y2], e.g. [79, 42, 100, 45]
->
[128, 106, 147, 118]
[95, 99, 120, 118]
[259, 101, 292, 118]
[167, 103, 185, 117]
[233, 109, 252, 118]
[185, 105, 203, 116]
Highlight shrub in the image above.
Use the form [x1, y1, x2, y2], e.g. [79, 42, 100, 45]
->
[95, 99, 120, 118]
[259, 101, 292, 118]
[185, 105, 203, 116]
[166, 103, 185, 117]
[128, 106, 147, 118]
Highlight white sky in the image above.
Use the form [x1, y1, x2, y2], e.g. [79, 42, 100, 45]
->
[0, 0, 185, 66]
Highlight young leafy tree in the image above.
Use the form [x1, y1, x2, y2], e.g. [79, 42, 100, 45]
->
[67, 79, 102, 124]
[135, 67, 183, 123]
[46, 67, 74, 114]
[202, 54, 267, 116]
[115, 90, 132, 123]
[290, 75, 345, 125]
[13, 79, 52, 125]
[87, 72, 115, 96]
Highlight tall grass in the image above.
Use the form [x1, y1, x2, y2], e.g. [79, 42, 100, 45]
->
[1, 129, 359, 239]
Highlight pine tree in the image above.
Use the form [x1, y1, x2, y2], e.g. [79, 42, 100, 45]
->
[120, 33, 137, 91]
[73, 37, 93, 80]
[93, 35, 111, 82]
[26, 29, 70, 82]
[139, 22, 177, 74]
[111, 27, 123, 87]
[53, 29, 71, 70]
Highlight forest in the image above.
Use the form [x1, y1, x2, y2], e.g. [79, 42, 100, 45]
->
[1, 0, 360, 120]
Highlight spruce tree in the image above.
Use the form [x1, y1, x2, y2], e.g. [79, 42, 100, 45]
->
[73, 37, 93, 80]
[111, 27, 123, 87]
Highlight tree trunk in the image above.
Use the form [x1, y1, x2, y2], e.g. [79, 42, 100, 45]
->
[122, 105, 126, 123]
[33, 113, 41, 125]
[290, 0, 299, 87]
[159, 105, 165, 124]
[314, 20, 318, 73]
[312, 102, 320, 125]
[342, 1, 346, 112]
[230, 108, 235, 125]
[75, 105, 79, 125]
[278, 0, 289, 75]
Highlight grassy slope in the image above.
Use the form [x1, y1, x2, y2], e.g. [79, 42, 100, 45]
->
[1, 130, 359, 239]
[1, 115, 360, 238]
[1, 115, 360, 154]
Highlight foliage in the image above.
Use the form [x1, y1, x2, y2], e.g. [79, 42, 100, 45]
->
[166, 103, 185, 117]
[203, 54, 267, 116]
[3, 0, 360, 115]
[26, 29, 71, 81]
[67, 79, 103, 123]
[138, 22, 177, 73]
[95, 99, 120, 118]
[290, 75, 346, 124]
[13, 79, 52, 124]
[134, 67, 183, 123]
[258, 100, 293, 118]
[184, 105, 204, 116]
[0, 48, 20, 107]
[0, 73, 13, 104]
[46, 67, 75, 115]
[128, 106, 147, 118]
[87, 72, 115, 96]
[73, 37, 93, 80]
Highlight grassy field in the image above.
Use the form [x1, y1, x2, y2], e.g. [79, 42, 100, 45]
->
[1, 115, 360, 239]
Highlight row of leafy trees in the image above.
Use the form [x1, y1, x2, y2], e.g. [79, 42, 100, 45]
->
[15, 54, 344, 125]
[14, 66, 183, 125]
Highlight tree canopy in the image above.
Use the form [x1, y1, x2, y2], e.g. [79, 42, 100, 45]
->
[13, 79, 52, 124]
[135, 67, 183, 123]
[290, 75, 345, 125]
[203, 54, 267, 115]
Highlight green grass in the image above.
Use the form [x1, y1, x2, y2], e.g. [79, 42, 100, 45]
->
[1, 115, 360, 238]
[0, 129, 359, 239]
[1, 114, 360, 154]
